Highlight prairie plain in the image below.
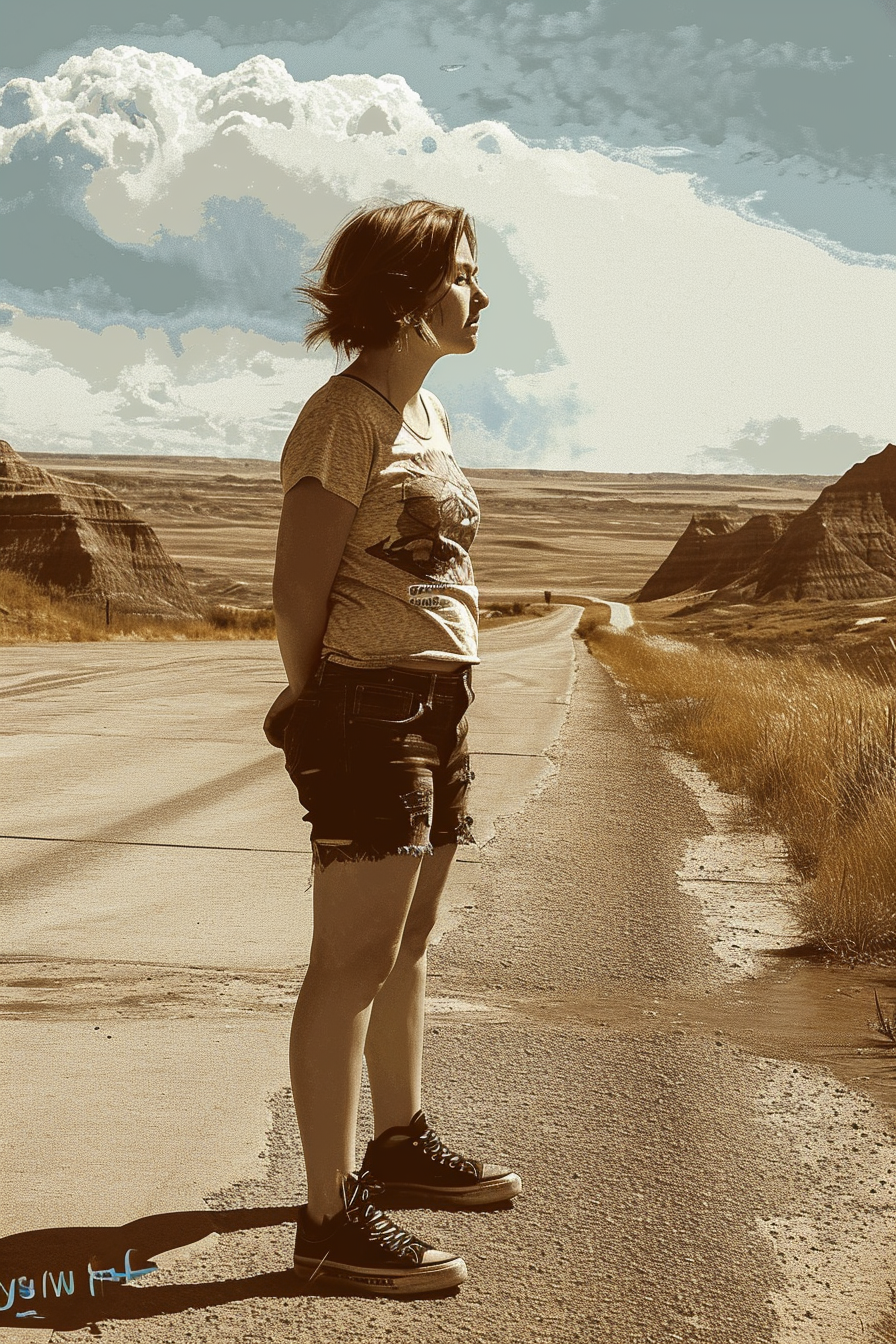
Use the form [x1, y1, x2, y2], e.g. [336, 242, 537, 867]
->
[22, 451, 834, 607]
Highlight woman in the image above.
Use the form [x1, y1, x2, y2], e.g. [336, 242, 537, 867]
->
[264, 199, 521, 1296]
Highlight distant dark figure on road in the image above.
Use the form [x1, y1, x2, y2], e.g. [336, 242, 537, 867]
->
[263, 198, 521, 1296]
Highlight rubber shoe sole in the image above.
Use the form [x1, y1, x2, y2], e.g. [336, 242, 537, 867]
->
[376, 1170, 522, 1208]
[293, 1249, 468, 1296]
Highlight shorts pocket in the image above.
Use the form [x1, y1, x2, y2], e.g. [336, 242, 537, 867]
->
[351, 684, 425, 725]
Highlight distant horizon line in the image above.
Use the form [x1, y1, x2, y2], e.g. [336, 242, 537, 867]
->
[14, 447, 842, 485]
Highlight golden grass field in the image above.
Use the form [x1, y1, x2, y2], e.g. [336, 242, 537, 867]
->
[580, 611, 896, 960]
[0, 569, 277, 643]
[632, 591, 896, 684]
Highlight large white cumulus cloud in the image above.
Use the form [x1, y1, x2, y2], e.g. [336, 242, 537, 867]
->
[1, 48, 435, 243]
[0, 318, 323, 456]
[1, 46, 894, 470]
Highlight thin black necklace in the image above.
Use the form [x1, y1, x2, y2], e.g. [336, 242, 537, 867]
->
[336, 372, 433, 441]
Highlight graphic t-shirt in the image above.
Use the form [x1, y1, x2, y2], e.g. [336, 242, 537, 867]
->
[279, 373, 480, 667]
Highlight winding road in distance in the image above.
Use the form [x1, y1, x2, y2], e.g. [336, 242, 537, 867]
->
[585, 596, 635, 630]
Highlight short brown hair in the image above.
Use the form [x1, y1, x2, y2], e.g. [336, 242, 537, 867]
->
[297, 198, 477, 356]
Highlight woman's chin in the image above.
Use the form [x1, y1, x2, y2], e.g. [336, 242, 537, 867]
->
[438, 327, 479, 355]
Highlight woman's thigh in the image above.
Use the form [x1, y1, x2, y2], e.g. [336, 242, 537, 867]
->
[399, 842, 458, 955]
[307, 852, 425, 979]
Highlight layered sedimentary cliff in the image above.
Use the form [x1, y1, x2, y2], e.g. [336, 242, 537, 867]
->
[746, 444, 896, 601]
[0, 441, 204, 616]
[637, 443, 896, 603]
[636, 511, 796, 602]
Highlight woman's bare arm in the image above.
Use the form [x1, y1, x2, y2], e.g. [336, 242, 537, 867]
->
[264, 476, 357, 745]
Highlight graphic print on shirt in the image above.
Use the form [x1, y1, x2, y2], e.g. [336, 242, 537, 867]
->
[365, 453, 478, 590]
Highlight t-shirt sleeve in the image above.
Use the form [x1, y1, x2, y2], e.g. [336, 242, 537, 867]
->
[279, 388, 376, 507]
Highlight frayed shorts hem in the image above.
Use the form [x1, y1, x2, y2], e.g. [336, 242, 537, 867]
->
[311, 827, 475, 871]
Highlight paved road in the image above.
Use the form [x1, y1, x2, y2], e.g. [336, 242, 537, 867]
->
[0, 607, 578, 969]
[0, 608, 579, 1340]
[2, 611, 891, 1342]
[583, 597, 634, 631]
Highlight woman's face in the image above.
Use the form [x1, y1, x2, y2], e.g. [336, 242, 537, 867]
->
[424, 236, 489, 354]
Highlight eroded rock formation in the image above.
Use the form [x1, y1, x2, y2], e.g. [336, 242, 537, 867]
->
[0, 441, 204, 616]
[636, 510, 796, 602]
[637, 443, 896, 604]
[746, 444, 896, 601]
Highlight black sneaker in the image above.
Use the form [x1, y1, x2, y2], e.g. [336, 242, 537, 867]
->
[292, 1170, 467, 1296]
[362, 1110, 523, 1207]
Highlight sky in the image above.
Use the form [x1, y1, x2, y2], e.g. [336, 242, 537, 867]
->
[1, 1, 894, 473]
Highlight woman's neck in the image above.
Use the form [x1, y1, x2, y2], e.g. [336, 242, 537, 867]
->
[341, 343, 441, 419]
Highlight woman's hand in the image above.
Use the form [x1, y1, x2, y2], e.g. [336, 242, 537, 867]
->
[263, 684, 299, 749]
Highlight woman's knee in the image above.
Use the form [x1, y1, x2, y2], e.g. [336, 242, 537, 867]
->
[397, 910, 438, 961]
[307, 937, 402, 1005]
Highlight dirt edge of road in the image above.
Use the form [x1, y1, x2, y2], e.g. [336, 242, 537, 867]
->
[600, 651, 896, 1343]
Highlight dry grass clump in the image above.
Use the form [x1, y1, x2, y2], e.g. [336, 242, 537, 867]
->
[479, 601, 550, 628]
[578, 610, 896, 960]
[867, 1288, 896, 1343]
[203, 604, 277, 637]
[0, 569, 276, 642]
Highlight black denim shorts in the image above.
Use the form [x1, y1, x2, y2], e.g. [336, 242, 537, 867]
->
[283, 659, 476, 868]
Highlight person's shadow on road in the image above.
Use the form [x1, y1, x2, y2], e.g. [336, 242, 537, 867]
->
[0, 1204, 461, 1331]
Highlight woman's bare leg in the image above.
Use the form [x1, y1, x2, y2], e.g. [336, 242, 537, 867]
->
[364, 844, 458, 1135]
[289, 852, 424, 1222]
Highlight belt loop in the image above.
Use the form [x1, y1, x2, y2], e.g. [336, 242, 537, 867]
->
[424, 672, 436, 710]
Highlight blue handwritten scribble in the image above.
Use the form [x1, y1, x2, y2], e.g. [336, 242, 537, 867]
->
[1, 1250, 156, 1311]
[89, 1249, 158, 1294]
[2, 1274, 42, 1317]
[43, 1268, 75, 1297]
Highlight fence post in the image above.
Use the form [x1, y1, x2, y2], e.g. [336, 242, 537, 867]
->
[544, 590, 552, 604]
[105, 596, 111, 626]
